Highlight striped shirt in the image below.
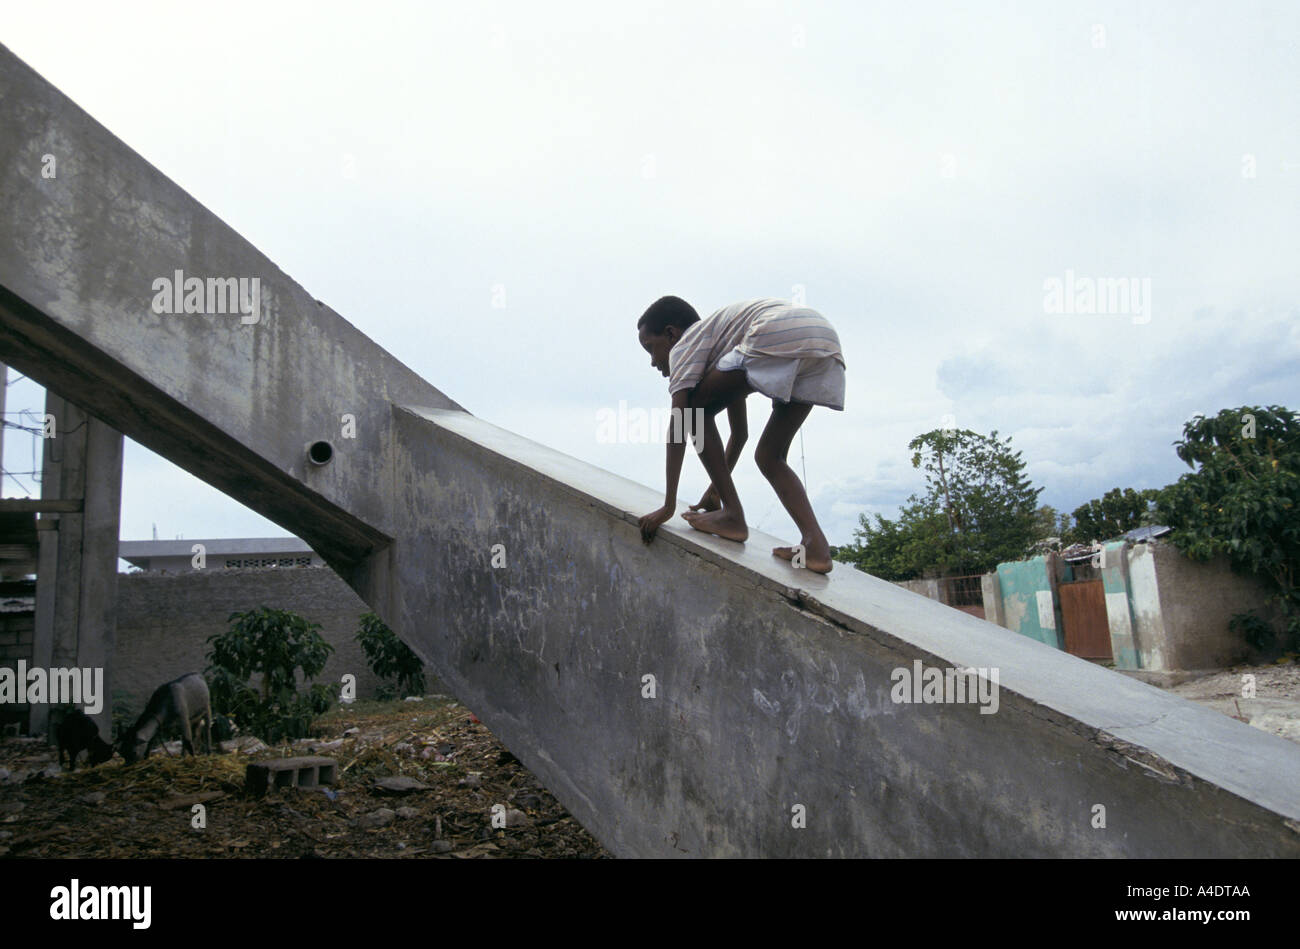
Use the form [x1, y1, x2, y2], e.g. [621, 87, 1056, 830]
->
[667, 299, 844, 395]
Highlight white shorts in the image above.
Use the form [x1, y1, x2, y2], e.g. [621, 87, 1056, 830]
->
[716, 348, 846, 411]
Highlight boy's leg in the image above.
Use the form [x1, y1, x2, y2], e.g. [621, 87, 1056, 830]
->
[754, 401, 833, 573]
[680, 368, 751, 542]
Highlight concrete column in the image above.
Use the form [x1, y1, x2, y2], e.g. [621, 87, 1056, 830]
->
[1045, 551, 1066, 650]
[980, 571, 1006, 628]
[30, 393, 123, 739]
[0, 361, 6, 477]
[935, 577, 952, 606]
[79, 414, 123, 737]
[29, 394, 65, 738]
[1100, 540, 1141, 669]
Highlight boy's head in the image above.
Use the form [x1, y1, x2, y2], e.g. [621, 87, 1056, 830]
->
[637, 295, 699, 377]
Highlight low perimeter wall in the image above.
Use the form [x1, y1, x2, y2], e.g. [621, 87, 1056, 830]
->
[114, 567, 421, 713]
[1129, 543, 1278, 672]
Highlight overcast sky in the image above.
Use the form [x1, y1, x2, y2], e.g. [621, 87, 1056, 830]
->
[2, 1, 1297, 551]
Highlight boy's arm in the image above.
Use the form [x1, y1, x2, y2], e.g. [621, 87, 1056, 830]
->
[639, 388, 693, 543]
[691, 398, 748, 510]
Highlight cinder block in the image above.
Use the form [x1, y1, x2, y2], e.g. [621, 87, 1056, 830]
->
[245, 755, 338, 796]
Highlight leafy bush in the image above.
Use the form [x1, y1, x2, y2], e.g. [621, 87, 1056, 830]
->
[206, 606, 336, 742]
[1157, 405, 1300, 653]
[356, 612, 426, 700]
[1229, 610, 1279, 653]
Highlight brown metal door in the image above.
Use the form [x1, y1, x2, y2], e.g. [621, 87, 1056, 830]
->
[1059, 580, 1111, 659]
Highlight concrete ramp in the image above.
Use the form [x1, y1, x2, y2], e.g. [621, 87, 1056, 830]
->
[3, 42, 1299, 857]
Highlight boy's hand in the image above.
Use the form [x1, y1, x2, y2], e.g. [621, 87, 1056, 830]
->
[689, 485, 721, 513]
[639, 504, 675, 543]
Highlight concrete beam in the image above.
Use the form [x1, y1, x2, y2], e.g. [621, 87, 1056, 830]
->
[0, 499, 84, 513]
[0, 43, 460, 571]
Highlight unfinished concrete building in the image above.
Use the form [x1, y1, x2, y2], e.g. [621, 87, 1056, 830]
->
[2, 43, 1298, 857]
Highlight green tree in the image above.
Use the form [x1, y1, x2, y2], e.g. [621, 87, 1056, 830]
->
[206, 607, 336, 742]
[837, 429, 1043, 578]
[1155, 405, 1300, 652]
[908, 428, 1043, 572]
[356, 612, 426, 700]
[837, 506, 953, 581]
[1068, 487, 1160, 544]
[1030, 504, 1071, 550]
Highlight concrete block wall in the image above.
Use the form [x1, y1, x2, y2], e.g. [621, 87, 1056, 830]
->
[894, 574, 1000, 622]
[0, 612, 34, 728]
[2, 565, 442, 734]
[994, 554, 1063, 648]
[893, 578, 943, 602]
[114, 567, 432, 715]
[1127, 542, 1275, 673]
[0, 612, 34, 663]
[995, 541, 1276, 674]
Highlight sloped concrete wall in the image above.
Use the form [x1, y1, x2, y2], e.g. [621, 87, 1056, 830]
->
[392, 407, 1300, 857]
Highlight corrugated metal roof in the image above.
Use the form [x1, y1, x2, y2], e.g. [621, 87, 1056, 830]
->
[1058, 526, 1173, 563]
[1123, 525, 1173, 543]
[1061, 544, 1098, 564]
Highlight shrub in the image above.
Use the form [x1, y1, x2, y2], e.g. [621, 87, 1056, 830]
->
[356, 612, 426, 700]
[206, 606, 336, 742]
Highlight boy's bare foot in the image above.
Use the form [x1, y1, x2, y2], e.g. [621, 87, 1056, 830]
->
[681, 508, 749, 542]
[773, 541, 834, 574]
[689, 486, 721, 513]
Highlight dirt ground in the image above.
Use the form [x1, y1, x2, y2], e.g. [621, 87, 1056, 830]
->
[5, 663, 1292, 861]
[1163, 660, 1300, 744]
[0, 696, 610, 859]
